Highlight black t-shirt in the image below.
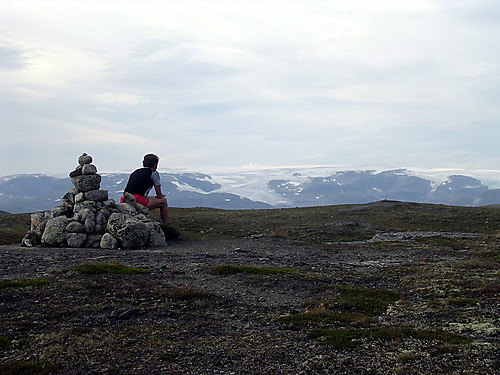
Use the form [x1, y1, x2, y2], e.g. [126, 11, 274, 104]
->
[124, 167, 153, 197]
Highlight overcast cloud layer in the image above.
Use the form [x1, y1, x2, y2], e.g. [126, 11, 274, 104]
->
[1, 0, 499, 176]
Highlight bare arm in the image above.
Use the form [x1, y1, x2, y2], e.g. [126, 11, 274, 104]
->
[154, 185, 164, 198]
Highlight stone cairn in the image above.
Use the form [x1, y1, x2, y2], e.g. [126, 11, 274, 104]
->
[21, 153, 167, 249]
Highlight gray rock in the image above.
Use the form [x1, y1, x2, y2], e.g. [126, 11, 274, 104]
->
[66, 233, 87, 248]
[31, 212, 47, 231]
[121, 192, 137, 204]
[71, 174, 101, 192]
[107, 213, 149, 249]
[82, 164, 97, 175]
[69, 165, 83, 178]
[94, 224, 105, 234]
[73, 201, 95, 214]
[21, 231, 41, 247]
[84, 234, 103, 248]
[66, 221, 84, 233]
[84, 190, 108, 202]
[51, 206, 69, 218]
[84, 218, 96, 233]
[41, 216, 69, 246]
[78, 153, 93, 165]
[63, 191, 75, 205]
[79, 208, 95, 222]
[117, 203, 138, 216]
[95, 210, 108, 227]
[102, 199, 116, 207]
[75, 192, 85, 203]
[135, 203, 149, 216]
[145, 221, 167, 247]
[100, 233, 118, 249]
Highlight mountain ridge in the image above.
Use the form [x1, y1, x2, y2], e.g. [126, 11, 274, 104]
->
[2, 168, 500, 213]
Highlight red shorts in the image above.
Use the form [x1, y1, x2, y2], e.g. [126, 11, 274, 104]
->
[120, 194, 150, 208]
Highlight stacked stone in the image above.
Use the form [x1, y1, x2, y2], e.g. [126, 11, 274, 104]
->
[21, 153, 167, 249]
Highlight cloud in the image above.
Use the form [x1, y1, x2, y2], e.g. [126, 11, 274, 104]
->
[0, 43, 29, 71]
[94, 92, 150, 106]
[1, 0, 500, 176]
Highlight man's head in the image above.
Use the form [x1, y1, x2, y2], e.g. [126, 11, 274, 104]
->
[143, 154, 159, 169]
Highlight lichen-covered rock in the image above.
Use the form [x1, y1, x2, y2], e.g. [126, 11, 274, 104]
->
[144, 221, 167, 247]
[75, 192, 85, 203]
[71, 174, 101, 192]
[100, 233, 119, 249]
[107, 213, 149, 249]
[121, 192, 149, 215]
[30, 212, 47, 231]
[121, 192, 137, 204]
[84, 190, 108, 202]
[41, 216, 69, 246]
[51, 206, 70, 218]
[117, 203, 138, 216]
[135, 203, 149, 216]
[66, 233, 87, 247]
[66, 221, 84, 233]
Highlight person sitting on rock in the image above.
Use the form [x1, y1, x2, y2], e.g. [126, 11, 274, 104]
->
[121, 154, 170, 225]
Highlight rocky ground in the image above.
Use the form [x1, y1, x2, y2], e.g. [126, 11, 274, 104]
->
[0, 232, 498, 374]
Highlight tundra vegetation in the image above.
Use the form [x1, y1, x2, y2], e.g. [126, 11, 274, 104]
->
[0, 201, 499, 374]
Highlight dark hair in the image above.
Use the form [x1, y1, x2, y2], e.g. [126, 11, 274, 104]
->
[143, 154, 159, 168]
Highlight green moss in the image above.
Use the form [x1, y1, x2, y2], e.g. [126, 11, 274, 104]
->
[326, 285, 401, 315]
[447, 298, 479, 307]
[0, 360, 57, 375]
[207, 264, 300, 276]
[74, 262, 149, 275]
[0, 335, 11, 348]
[0, 278, 50, 289]
[279, 311, 370, 325]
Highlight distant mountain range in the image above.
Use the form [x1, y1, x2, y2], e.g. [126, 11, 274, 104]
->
[1, 168, 500, 214]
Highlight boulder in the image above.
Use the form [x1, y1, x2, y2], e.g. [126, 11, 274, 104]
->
[84, 234, 103, 248]
[100, 233, 119, 249]
[66, 233, 87, 248]
[71, 174, 101, 192]
[84, 190, 108, 202]
[144, 221, 167, 247]
[117, 203, 138, 216]
[66, 221, 84, 233]
[41, 216, 69, 246]
[107, 213, 149, 249]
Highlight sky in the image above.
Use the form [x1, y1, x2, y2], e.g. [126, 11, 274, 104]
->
[1, 0, 500, 177]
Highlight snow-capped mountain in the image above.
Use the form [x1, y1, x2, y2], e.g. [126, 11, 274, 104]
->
[1, 167, 500, 213]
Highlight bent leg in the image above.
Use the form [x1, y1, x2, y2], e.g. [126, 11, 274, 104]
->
[147, 196, 170, 224]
